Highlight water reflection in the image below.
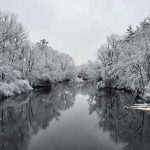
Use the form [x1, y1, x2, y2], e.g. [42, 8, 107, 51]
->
[0, 83, 150, 150]
[0, 83, 77, 150]
[88, 89, 150, 150]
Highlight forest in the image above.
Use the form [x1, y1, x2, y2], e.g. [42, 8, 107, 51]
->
[0, 10, 150, 100]
[0, 10, 76, 97]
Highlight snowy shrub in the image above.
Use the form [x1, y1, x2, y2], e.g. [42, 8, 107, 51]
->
[71, 78, 85, 83]
[0, 80, 32, 97]
[0, 83, 15, 97]
[0, 66, 22, 82]
[97, 81, 106, 89]
[143, 82, 150, 101]
[15, 80, 33, 92]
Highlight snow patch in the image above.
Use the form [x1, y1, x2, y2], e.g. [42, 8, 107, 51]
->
[0, 80, 32, 97]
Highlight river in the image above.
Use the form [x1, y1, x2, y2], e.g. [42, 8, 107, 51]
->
[0, 83, 150, 150]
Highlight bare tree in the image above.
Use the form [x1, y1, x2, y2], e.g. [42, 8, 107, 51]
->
[57, 53, 74, 72]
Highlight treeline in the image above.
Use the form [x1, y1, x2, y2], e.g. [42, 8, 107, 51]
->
[1, 9, 150, 97]
[0, 10, 75, 97]
[96, 16, 150, 94]
[79, 15, 150, 95]
[0, 11, 76, 82]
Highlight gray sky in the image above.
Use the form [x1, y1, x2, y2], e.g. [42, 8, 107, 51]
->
[0, 0, 150, 64]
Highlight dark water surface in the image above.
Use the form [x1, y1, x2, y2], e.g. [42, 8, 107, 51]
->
[0, 83, 150, 150]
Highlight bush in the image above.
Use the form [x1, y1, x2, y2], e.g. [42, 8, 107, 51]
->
[97, 81, 106, 89]
[0, 80, 32, 98]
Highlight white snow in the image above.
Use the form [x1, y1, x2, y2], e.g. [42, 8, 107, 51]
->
[72, 78, 85, 83]
[0, 80, 33, 97]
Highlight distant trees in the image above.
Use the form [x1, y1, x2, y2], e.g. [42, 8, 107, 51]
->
[57, 53, 75, 81]
[57, 53, 73, 72]
[25, 43, 36, 80]
[77, 60, 101, 82]
[24, 41, 76, 84]
[38, 39, 49, 68]
[0, 10, 76, 86]
[3, 9, 150, 94]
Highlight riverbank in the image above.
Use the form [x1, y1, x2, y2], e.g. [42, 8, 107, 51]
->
[97, 80, 150, 103]
[0, 77, 87, 99]
[0, 80, 33, 98]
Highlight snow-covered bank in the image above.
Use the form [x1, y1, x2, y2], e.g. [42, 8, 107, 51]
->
[0, 80, 33, 98]
[97, 80, 150, 104]
[70, 78, 85, 83]
[97, 81, 130, 91]
[125, 103, 150, 111]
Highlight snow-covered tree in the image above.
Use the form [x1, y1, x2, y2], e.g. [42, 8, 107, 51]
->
[0, 10, 28, 81]
[96, 17, 150, 92]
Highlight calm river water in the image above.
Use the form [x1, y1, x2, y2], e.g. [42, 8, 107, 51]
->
[0, 83, 150, 150]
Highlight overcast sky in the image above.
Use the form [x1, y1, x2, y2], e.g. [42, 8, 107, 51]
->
[0, 0, 150, 64]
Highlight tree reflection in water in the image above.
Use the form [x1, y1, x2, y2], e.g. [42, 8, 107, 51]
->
[88, 89, 150, 150]
[0, 83, 76, 150]
[0, 83, 150, 150]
